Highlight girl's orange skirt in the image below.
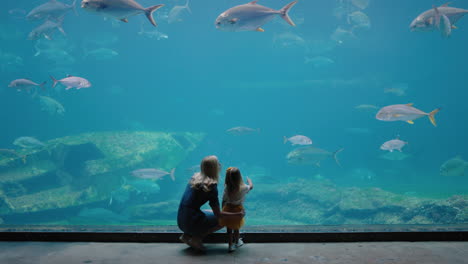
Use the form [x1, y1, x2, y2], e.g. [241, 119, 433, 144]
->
[218, 204, 244, 230]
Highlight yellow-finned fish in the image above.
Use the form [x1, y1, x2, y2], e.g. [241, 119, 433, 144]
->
[376, 103, 440, 126]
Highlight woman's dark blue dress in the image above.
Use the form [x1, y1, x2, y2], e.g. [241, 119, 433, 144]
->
[177, 184, 220, 236]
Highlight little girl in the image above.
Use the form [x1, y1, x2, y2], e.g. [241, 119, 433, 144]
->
[219, 167, 254, 252]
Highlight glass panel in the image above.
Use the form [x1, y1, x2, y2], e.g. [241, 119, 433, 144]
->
[0, 0, 467, 229]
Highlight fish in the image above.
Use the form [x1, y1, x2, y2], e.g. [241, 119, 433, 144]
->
[351, 0, 370, 10]
[28, 18, 66, 40]
[440, 156, 468, 177]
[304, 56, 335, 68]
[215, 0, 297, 32]
[138, 27, 168, 40]
[35, 48, 76, 65]
[380, 137, 408, 152]
[84, 48, 119, 60]
[287, 146, 344, 167]
[8, 9, 27, 19]
[8, 79, 46, 92]
[226, 126, 260, 135]
[27, 0, 77, 21]
[410, 3, 468, 36]
[81, 0, 164, 27]
[13, 137, 46, 149]
[347, 11, 371, 30]
[283, 135, 312, 146]
[186, 165, 200, 174]
[331, 26, 356, 44]
[355, 104, 379, 111]
[384, 83, 408, 97]
[131, 168, 175, 181]
[376, 103, 440, 126]
[168, 0, 191, 24]
[125, 179, 161, 195]
[0, 51, 23, 73]
[38, 96, 65, 116]
[273, 32, 306, 48]
[440, 11, 452, 37]
[50, 75, 91, 90]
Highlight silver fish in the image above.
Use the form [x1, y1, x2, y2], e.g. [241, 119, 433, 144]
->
[376, 103, 440, 126]
[8, 79, 46, 91]
[348, 11, 371, 30]
[215, 0, 297, 32]
[38, 96, 65, 116]
[283, 135, 312, 146]
[28, 19, 66, 40]
[304, 56, 334, 68]
[27, 0, 77, 21]
[13, 137, 46, 149]
[81, 0, 164, 26]
[226, 126, 260, 135]
[50, 75, 91, 90]
[355, 104, 379, 111]
[410, 3, 468, 36]
[287, 146, 343, 167]
[131, 168, 175, 181]
[351, 0, 370, 10]
[85, 48, 119, 60]
[384, 83, 408, 97]
[440, 156, 468, 177]
[380, 138, 408, 152]
[168, 0, 191, 24]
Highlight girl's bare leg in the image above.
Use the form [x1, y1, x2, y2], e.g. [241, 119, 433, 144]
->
[227, 228, 233, 248]
[234, 229, 240, 244]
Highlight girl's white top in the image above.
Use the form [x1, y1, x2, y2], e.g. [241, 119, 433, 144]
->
[223, 183, 251, 206]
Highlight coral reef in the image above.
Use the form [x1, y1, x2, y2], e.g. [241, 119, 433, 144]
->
[247, 179, 468, 225]
[0, 131, 205, 221]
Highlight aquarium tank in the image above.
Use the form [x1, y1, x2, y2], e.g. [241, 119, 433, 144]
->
[0, 0, 467, 228]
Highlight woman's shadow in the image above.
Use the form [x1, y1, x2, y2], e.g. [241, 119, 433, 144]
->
[180, 245, 230, 256]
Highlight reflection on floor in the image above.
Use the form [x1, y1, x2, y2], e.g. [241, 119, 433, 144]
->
[1, 242, 468, 264]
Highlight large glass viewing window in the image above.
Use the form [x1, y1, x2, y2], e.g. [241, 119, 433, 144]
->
[1, 0, 467, 232]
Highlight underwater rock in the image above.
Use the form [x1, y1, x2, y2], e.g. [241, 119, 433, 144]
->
[249, 178, 468, 225]
[0, 131, 205, 219]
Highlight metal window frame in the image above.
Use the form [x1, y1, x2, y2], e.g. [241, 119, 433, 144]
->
[1, 225, 467, 242]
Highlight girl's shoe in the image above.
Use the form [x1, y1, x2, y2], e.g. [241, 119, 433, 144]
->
[235, 238, 244, 248]
[228, 244, 236, 252]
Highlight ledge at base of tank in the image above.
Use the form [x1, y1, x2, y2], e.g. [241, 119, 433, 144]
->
[0, 131, 205, 220]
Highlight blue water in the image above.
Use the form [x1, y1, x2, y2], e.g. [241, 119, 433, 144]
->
[1, 0, 467, 226]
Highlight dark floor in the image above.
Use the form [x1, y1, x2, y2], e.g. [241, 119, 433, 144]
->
[1, 242, 468, 264]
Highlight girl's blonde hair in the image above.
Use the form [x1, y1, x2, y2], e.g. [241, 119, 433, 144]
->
[190, 155, 220, 192]
[225, 167, 242, 199]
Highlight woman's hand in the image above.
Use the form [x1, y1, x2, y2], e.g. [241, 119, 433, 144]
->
[240, 209, 246, 218]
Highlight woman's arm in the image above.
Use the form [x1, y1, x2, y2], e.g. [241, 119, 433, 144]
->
[210, 204, 245, 218]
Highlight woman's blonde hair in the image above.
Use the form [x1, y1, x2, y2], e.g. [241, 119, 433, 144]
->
[190, 155, 220, 192]
[225, 167, 242, 199]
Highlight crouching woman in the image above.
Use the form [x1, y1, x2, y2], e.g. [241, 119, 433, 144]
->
[177, 155, 244, 251]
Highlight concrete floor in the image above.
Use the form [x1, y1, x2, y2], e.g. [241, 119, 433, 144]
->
[0, 242, 467, 264]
